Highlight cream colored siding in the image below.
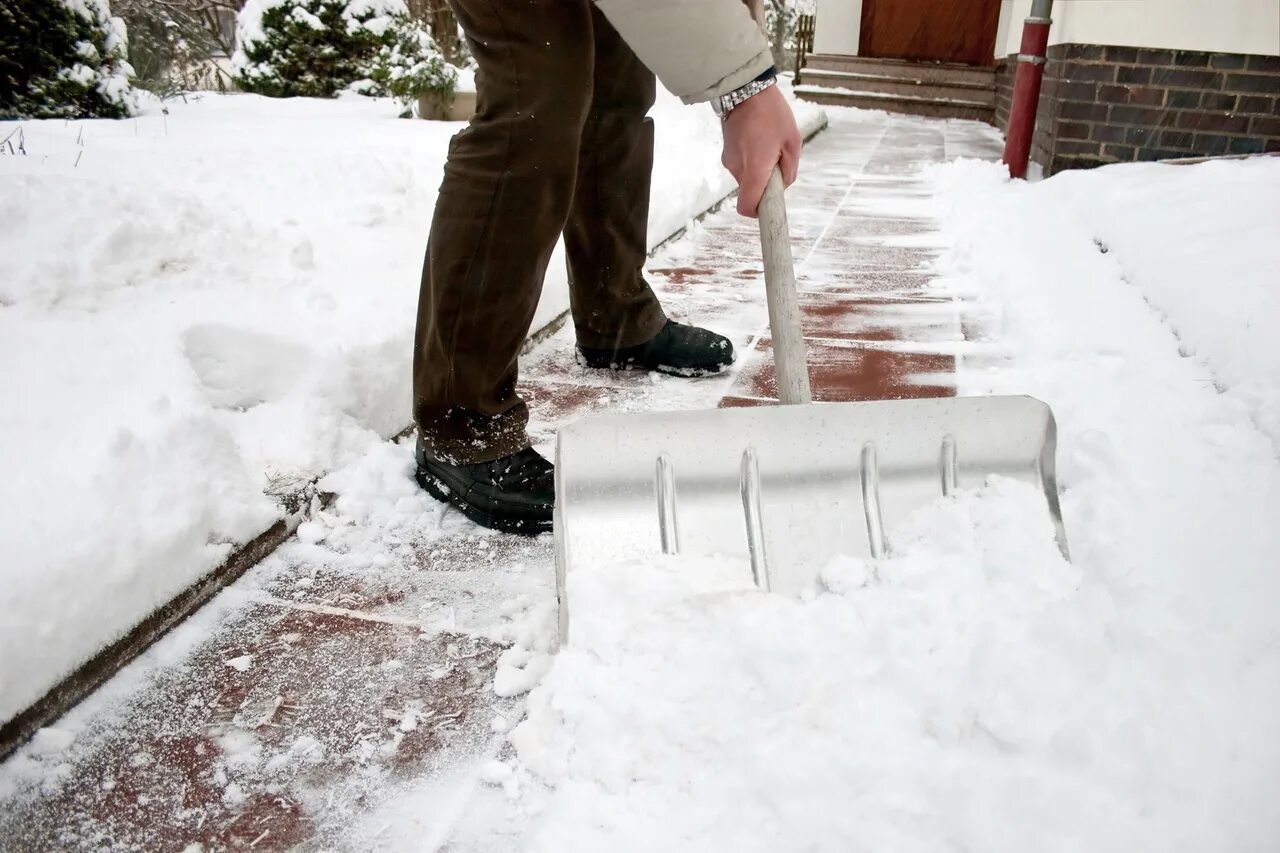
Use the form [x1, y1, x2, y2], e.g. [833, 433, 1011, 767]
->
[813, 0, 863, 55]
[996, 0, 1280, 57]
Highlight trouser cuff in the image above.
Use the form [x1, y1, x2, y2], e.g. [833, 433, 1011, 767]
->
[416, 403, 531, 466]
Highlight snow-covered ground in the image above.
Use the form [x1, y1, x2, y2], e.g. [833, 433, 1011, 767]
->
[454, 152, 1280, 849]
[3, 101, 1278, 849]
[0, 85, 825, 727]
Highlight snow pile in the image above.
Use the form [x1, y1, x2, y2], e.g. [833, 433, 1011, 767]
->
[511, 477, 1278, 850]
[498, 152, 1280, 850]
[1044, 158, 1280, 450]
[0, 88, 823, 727]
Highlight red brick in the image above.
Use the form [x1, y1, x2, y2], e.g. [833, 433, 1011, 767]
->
[1229, 137, 1267, 154]
[1209, 54, 1248, 71]
[1192, 134, 1233, 155]
[1137, 147, 1191, 162]
[1065, 62, 1117, 83]
[1152, 68, 1223, 88]
[1200, 93, 1238, 111]
[1104, 46, 1141, 64]
[1246, 55, 1280, 73]
[1158, 130, 1196, 149]
[1101, 143, 1136, 160]
[1098, 84, 1167, 106]
[1124, 126, 1157, 146]
[1110, 105, 1164, 125]
[1062, 44, 1105, 61]
[1172, 50, 1211, 68]
[1115, 66, 1152, 85]
[1059, 100, 1109, 121]
[1135, 48, 1175, 65]
[1091, 124, 1128, 143]
[1057, 121, 1091, 140]
[1237, 95, 1276, 114]
[1176, 111, 1252, 133]
[1059, 81, 1099, 101]
[1054, 139, 1103, 156]
[1251, 115, 1280, 136]
[1225, 73, 1280, 94]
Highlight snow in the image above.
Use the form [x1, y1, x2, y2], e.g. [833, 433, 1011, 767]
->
[1040, 159, 1280, 450]
[0, 86, 823, 728]
[4, 100, 1276, 848]
[490, 151, 1280, 849]
[513, 481, 1121, 851]
[793, 83, 991, 107]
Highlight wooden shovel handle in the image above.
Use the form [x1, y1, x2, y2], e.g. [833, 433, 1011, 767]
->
[757, 167, 813, 405]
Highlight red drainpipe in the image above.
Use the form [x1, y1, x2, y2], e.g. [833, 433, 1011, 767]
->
[1003, 0, 1054, 179]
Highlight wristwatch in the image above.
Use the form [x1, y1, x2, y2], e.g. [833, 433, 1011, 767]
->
[711, 67, 778, 120]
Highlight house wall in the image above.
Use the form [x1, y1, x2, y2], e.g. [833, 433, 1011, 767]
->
[998, 45, 1280, 175]
[996, 0, 1280, 58]
[812, 0, 1280, 59]
[813, 0, 862, 55]
[994, 56, 1015, 131]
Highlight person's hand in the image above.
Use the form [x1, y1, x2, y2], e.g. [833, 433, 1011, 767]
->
[720, 84, 802, 218]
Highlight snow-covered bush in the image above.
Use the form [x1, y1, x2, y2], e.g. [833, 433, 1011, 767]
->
[115, 0, 235, 95]
[0, 0, 138, 119]
[232, 0, 455, 105]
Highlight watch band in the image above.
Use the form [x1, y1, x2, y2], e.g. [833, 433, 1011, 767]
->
[712, 67, 778, 119]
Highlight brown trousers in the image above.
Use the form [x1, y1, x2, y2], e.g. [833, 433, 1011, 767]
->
[413, 0, 668, 464]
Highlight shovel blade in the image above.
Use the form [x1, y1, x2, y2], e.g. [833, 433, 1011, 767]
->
[553, 395, 1067, 643]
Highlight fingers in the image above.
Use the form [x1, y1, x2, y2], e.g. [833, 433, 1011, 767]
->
[779, 138, 800, 186]
[736, 160, 771, 218]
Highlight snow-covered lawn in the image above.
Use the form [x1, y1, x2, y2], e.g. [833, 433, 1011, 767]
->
[490, 154, 1280, 850]
[0, 86, 824, 727]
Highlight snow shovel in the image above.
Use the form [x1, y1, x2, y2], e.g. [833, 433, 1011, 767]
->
[552, 169, 1069, 644]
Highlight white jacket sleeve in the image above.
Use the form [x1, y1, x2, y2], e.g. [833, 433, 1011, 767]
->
[594, 0, 774, 104]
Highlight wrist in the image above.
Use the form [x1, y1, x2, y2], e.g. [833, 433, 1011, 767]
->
[712, 66, 778, 120]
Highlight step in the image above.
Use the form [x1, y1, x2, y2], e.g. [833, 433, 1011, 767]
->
[793, 86, 996, 124]
[803, 53, 995, 88]
[800, 69, 995, 107]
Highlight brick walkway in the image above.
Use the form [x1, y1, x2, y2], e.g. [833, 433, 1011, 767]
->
[0, 110, 1002, 851]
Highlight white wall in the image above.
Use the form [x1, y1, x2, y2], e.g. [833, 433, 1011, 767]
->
[814, 0, 862, 55]
[996, 0, 1280, 57]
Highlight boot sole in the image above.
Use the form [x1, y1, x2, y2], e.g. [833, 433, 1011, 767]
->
[575, 350, 732, 377]
[415, 466, 553, 537]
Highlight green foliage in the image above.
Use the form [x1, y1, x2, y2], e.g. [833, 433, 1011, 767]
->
[233, 0, 454, 104]
[0, 0, 138, 118]
[365, 19, 451, 102]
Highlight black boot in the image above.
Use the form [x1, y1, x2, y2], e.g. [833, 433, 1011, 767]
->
[415, 443, 554, 535]
[577, 320, 734, 376]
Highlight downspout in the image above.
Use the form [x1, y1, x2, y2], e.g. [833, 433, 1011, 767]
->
[1002, 0, 1054, 179]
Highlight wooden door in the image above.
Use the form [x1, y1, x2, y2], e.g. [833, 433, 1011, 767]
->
[859, 0, 1002, 66]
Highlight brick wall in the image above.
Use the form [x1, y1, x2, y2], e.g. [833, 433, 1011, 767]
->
[996, 44, 1280, 175]
[994, 56, 1014, 132]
